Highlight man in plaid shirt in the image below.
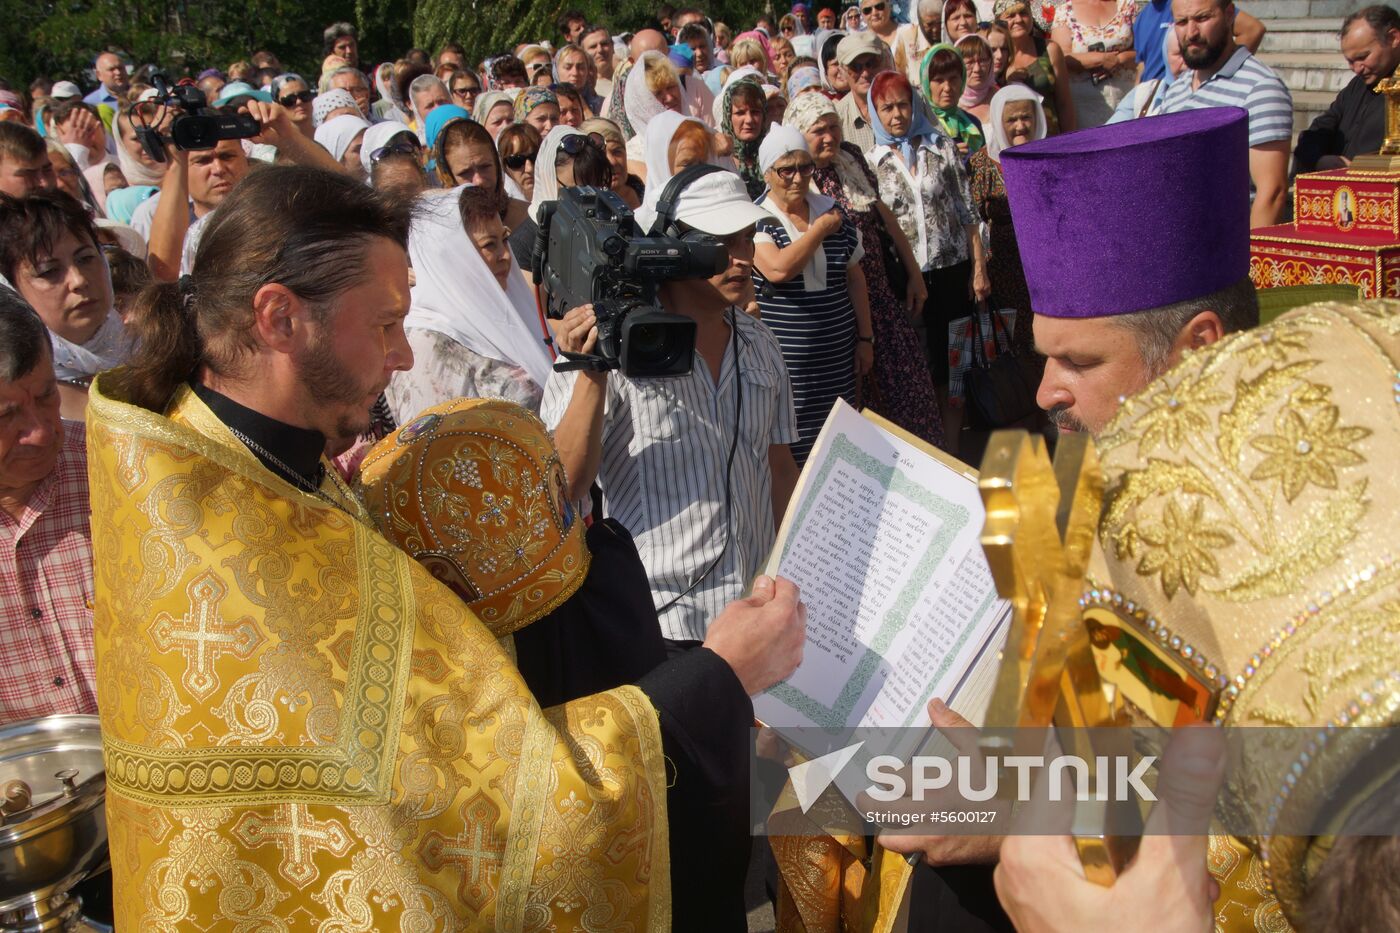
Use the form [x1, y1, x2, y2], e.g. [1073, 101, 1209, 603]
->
[0, 293, 96, 725]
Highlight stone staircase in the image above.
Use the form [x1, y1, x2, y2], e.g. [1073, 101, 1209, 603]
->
[1247, 0, 1368, 138]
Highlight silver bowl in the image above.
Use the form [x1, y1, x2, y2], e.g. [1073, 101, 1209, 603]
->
[0, 715, 106, 932]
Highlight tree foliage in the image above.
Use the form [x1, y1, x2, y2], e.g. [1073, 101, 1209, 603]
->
[0, 0, 412, 87]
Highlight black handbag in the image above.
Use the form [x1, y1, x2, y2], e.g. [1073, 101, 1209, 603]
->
[963, 304, 1039, 430]
[876, 221, 910, 299]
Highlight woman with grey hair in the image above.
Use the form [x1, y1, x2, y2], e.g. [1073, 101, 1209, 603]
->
[407, 73, 452, 143]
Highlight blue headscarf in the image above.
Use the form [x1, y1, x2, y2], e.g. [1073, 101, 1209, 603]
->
[104, 185, 159, 225]
[424, 104, 471, 152]
[867, 82, 940, 167]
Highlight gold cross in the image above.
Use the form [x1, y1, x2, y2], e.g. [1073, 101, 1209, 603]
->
[232, 803, 354, 889]
[149, 571, 265, 700]
[978, 430, 1138, 884]
[419, 793, 506, 913]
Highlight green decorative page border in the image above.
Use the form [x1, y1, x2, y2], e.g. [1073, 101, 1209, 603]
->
[767, 433, 969, 729]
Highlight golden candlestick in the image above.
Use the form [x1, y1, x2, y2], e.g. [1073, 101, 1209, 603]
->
[1348, 75, 1400, 169]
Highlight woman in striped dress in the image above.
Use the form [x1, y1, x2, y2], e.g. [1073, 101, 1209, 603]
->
[750, 124, 874, 464]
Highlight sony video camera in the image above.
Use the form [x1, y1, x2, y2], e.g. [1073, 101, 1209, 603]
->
[134, 74, 261, 164]
[531, 187, 727, 378]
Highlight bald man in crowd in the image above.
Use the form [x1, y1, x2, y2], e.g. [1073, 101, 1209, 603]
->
[84, 52, 128, 106]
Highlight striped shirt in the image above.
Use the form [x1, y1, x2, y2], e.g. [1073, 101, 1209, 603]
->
[0, 420, 97, 726]
[752, 211, 861, 463]
[541, 309, 799, 642]
[1159, 46, 1293, 148]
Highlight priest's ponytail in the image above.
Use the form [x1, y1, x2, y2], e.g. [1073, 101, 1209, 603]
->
[109, 276, 202, 412]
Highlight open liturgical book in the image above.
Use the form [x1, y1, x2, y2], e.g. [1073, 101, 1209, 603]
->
[754, 400, 1011, 760]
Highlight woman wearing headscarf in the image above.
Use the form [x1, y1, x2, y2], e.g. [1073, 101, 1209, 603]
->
[388, 184, 555, 423]
[921, 43, 984, 158]
[787, 65, 824, 99]
[372, 62, 402, 121]
[816, 29, 849, 97]
[104, 184, 158, 225]
[423, 103, 470, 156]
[751, 124, 869, 464]
[786, 91, 943, 450]
[314, 112, 371, 180]
[968, 83, 1046, 354]
[362, 121, 427, 195]
[473, 90, 517, 141]
[113, 106, 169, 189]
[719, 78, 770, 199]
[514, 86, 561, 136]
[269, 73, 316, 138]
[866, 70, 985, 450]
[312, 88, 361, 128]
[509, 124, 614, 267]
[635, 111, 715, 232]
[623, 52, 685, 166]
[580, 117, 645, 210]
[955, 34, 998, 123]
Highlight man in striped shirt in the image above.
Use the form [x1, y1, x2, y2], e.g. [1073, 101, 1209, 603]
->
[543, 170, 802, 646]
[1159, 0, 1293, 227]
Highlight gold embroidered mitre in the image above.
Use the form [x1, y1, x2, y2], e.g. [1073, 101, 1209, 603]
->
[357, 398, 589, 639]
[1090, 299, 1400, 924]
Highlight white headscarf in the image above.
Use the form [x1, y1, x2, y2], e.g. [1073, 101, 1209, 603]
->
[758, 122, 808, 174]
[682, 73, 718, 128]
[314, 113, 370, 164]
[625, 51, 676, 141]
[636, 111, 706, 232]
[359, 121, 416, 176]
[115, 132, 165, 187]
[530, 125, 585, 223]
[756, 124, 837, 292]
[406, 187, 554, 389]
[984, 84, 1046, 162]
[51, 310, 131, 385]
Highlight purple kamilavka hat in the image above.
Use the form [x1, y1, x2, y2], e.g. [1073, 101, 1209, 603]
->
[1000, 107, 1250, 319]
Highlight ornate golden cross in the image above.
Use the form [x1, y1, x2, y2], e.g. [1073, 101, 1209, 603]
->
[977, 430, 1138, 884]
[232, 803, 354, 889]
[148, 571, 264, 700]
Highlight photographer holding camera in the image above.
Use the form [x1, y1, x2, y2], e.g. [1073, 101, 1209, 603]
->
[541, 167, 802, 647]
[147, 99, 344, 281]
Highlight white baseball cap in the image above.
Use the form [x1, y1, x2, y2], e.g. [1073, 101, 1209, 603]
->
[50, 81, 83, 100]
[670, 170, 771, 236]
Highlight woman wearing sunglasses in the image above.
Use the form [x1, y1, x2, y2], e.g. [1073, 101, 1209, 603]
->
[497, 123, 542, 203]
[269, 73, 315, 138]
[361, 122, 428, 197]
[751, 124, 870, 465]
[449, 69, 482, 114]
[860, 0, 900, 49]
[510, 125, 612, 268]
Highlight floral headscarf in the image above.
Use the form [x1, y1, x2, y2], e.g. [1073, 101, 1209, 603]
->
[784, 91, 877, 211]
[514, 86, 558, 122]
[720, 78, 769, 199]
[608, 60, 636, 138]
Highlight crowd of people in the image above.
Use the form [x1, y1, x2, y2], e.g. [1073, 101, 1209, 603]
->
[3, 0, 1400, 931]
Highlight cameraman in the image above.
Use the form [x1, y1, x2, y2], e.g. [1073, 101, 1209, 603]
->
[147, 101, 344, 281]
[542, 169, 802, 646]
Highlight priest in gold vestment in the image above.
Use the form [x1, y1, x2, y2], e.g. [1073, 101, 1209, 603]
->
[90, 165, 804, 930]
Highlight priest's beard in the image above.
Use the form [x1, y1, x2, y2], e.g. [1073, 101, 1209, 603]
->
[295, 334, 380, 441]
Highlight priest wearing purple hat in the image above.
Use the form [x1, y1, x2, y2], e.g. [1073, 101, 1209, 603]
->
[999, 107, 1259, 435]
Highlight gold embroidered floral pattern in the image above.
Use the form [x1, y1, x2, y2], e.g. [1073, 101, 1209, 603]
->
[1134, 499, 1234, 598]
[1249, 405, 1370, 502]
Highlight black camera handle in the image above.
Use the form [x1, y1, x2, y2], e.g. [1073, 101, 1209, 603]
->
[552, 350, 613, 373]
